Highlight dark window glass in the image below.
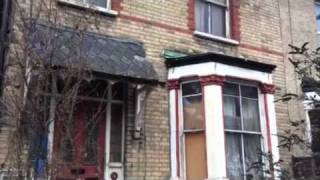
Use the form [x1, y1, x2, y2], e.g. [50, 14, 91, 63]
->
[182, 81, 202, 96]
[112, 82, 124, 100]
[109, 103, 123, 162]
[224, 83, 239, 96]
[241, 85, 258, 99]
[224, 96, 241, 130]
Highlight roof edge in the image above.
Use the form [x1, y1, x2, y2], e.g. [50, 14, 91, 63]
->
[165, 52, 277, 73]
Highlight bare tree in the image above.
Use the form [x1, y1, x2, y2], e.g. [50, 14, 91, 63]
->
[0, 0, 113, 179]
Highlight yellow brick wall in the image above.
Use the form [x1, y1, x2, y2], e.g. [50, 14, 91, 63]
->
[0, 0, 318, 179]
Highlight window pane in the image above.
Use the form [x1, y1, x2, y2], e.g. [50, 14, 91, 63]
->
[224, 96, 241, 130]
[182, 81, 202, 96]
[183, 95, 205, 130]
[241, 85, 258, 99]
[87, 0, 106, 7]
[243, 135, 263, 179]
[224, 83, 239, 96]
[210, 3, 226, 37]
[226, 133, 244, 180]
[315, 3, 320, 32]
[109, 104, 123, 162]
[242, 99, 260, 132]
[195, 0, 210, 33]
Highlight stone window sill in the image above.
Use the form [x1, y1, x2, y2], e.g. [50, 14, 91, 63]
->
[58, 0, 118, 17]
[194, 31, 239, 46]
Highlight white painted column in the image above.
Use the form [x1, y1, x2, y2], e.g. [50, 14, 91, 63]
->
[168, 80, 180, 180]
[200, 75, 228, 180]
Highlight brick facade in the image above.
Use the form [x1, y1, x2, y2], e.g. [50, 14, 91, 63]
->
[0, 0, 319, 179]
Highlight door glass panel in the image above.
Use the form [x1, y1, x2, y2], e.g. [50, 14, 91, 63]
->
[109, 103, 123, 162]
[84, 109, 100, 164]
[60, 133, 73, 162]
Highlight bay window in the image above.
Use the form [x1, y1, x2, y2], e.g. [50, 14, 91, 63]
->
[223, 82, 263, 180]
[167, 54, 278, 180]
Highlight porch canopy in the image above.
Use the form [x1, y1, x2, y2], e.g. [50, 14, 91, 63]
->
[30, 22, 159, 84]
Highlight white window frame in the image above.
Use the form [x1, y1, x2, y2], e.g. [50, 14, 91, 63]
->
[58, 0, 118, 16]
[193, 0, 239, 45]
[223, 80, 266, 180]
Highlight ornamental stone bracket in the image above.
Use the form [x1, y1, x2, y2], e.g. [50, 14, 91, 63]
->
[200, 75, 225, 86]
[167, 79, 180, 90]
[260, 83, 276, 94]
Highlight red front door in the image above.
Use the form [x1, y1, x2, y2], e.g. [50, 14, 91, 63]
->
[53, 101, 106, 180]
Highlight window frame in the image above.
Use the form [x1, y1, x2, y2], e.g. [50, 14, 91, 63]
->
[58, 0, 118, 16]
[223, 80, 266, 180]
[194, 0, 235, 44]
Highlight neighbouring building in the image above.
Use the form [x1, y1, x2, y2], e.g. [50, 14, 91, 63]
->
[0, 0, 319, 180]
